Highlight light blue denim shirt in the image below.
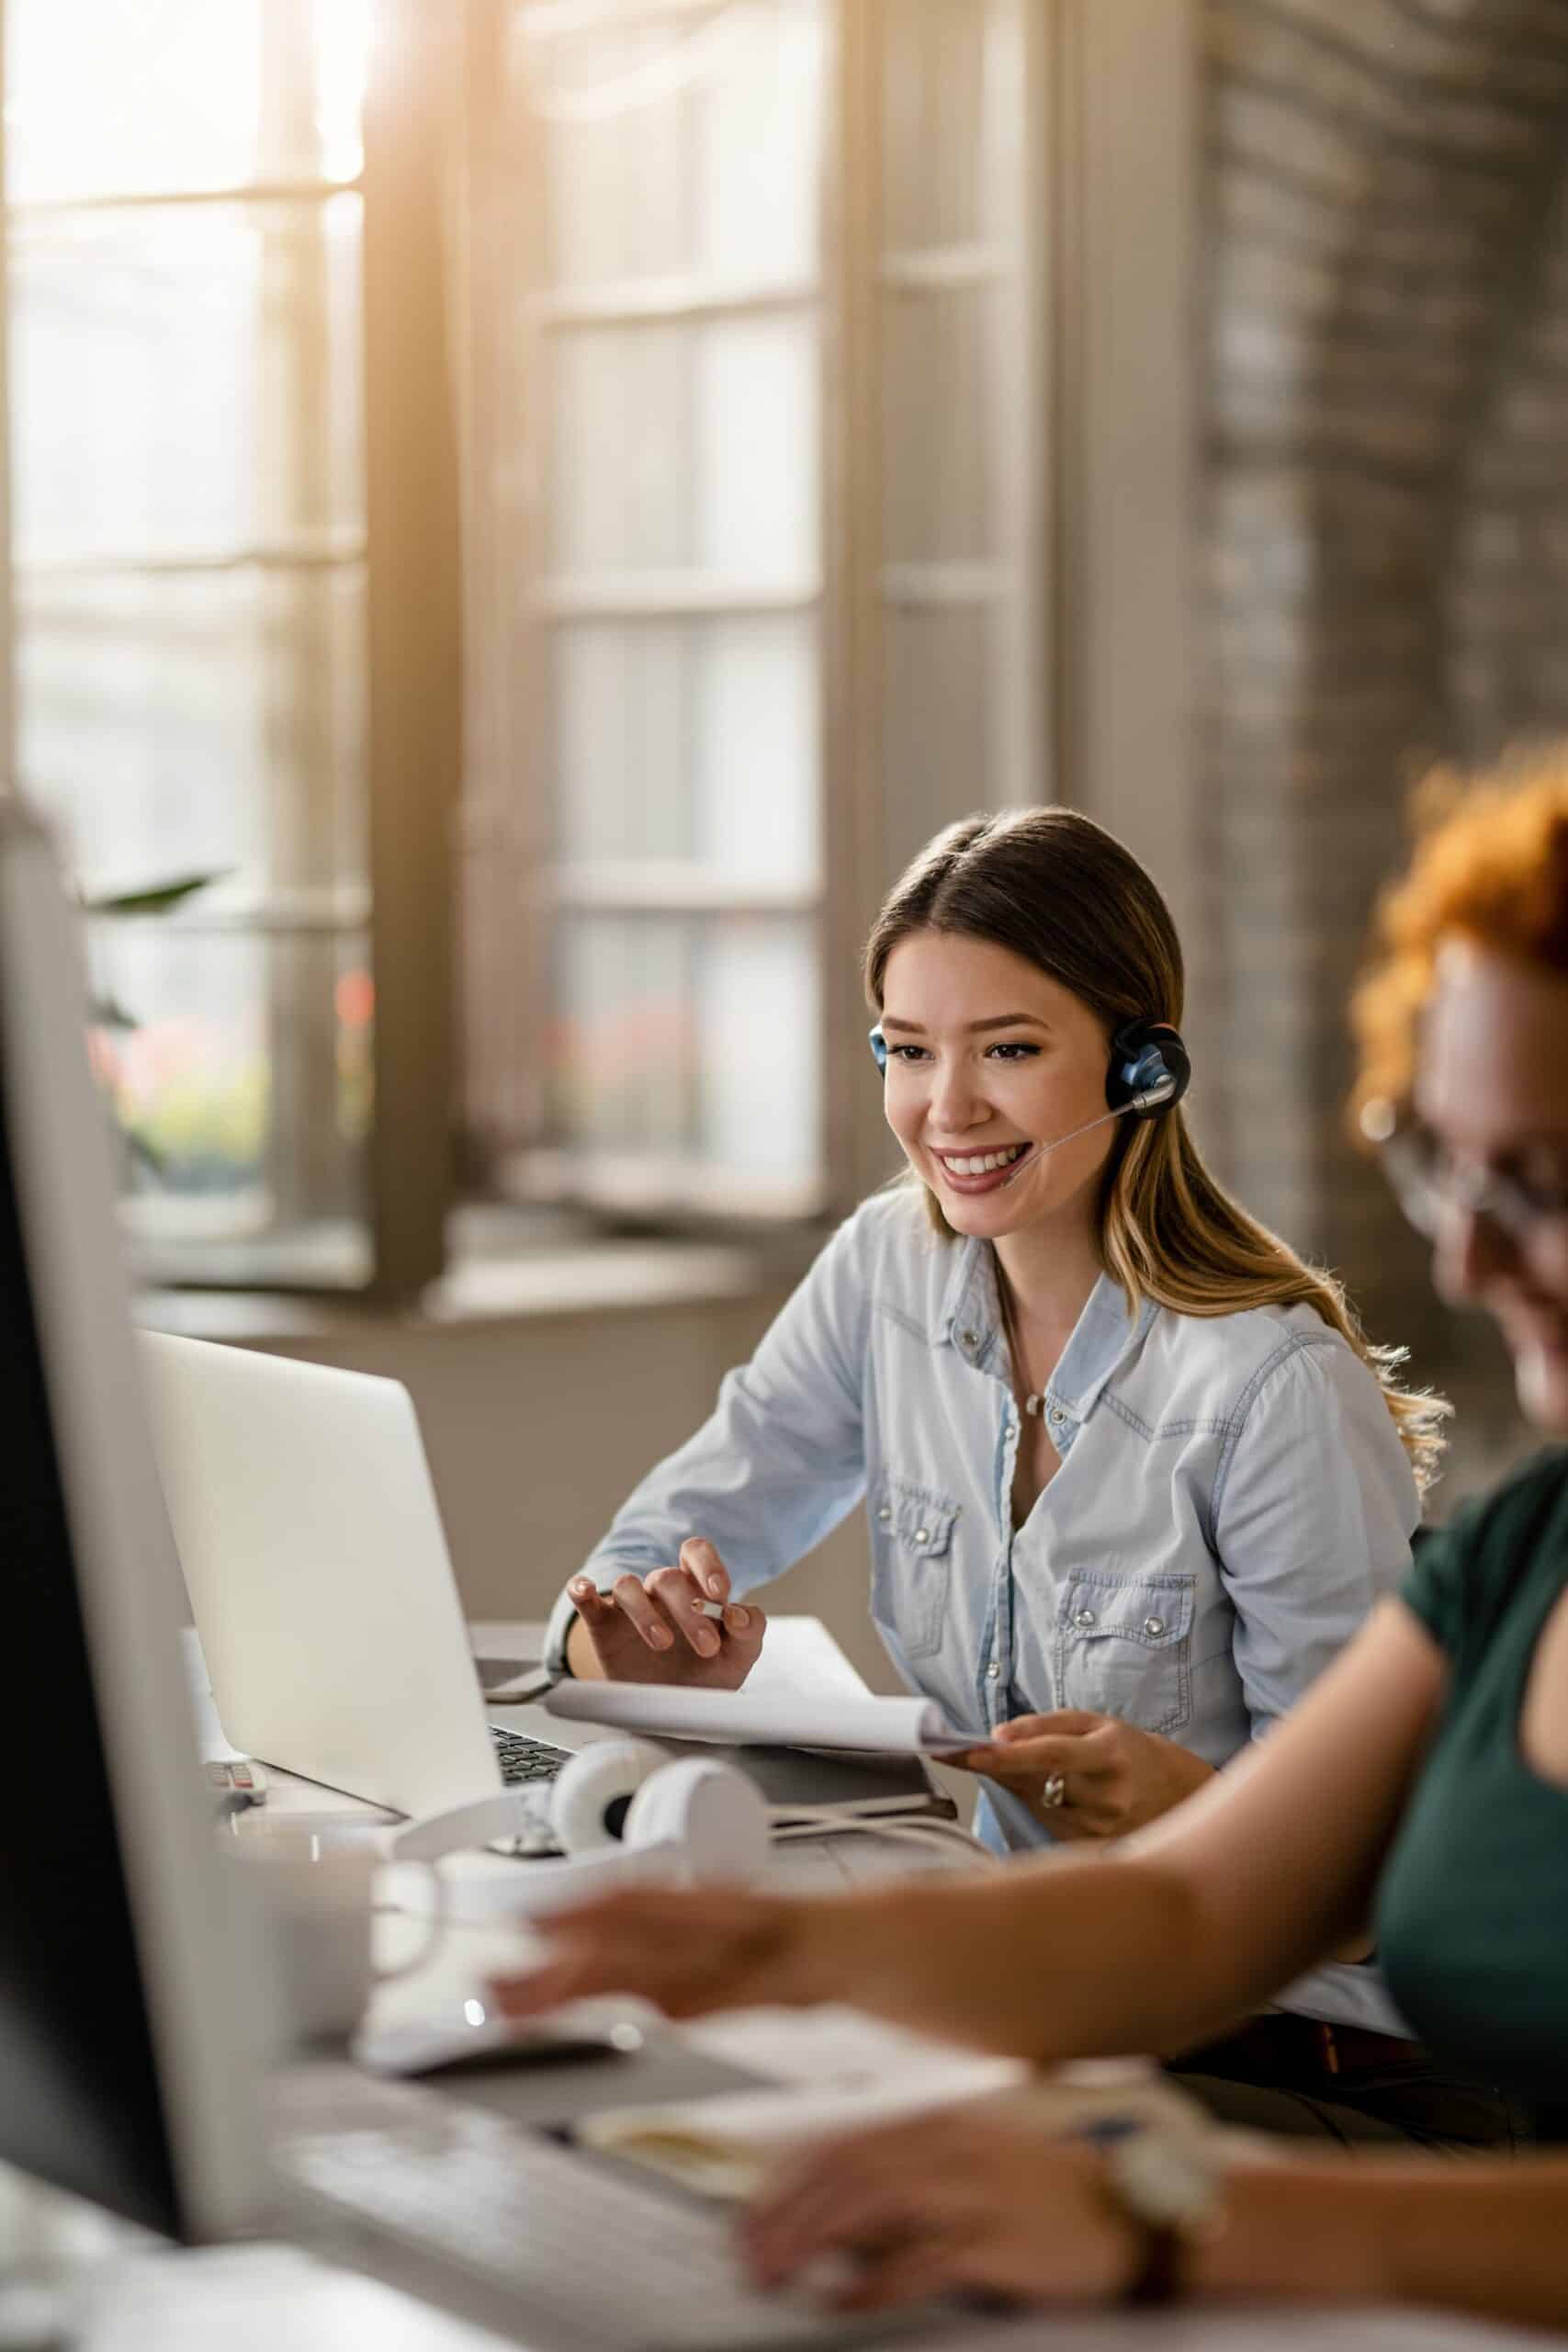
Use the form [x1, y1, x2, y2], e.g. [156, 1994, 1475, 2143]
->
[546, 1186, 1421, 2033]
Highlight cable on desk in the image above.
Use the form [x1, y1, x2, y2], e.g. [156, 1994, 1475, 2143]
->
[766, 1811, 1003, 1869]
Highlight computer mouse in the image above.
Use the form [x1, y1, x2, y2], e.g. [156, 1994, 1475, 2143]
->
[355, 2013, 643, 2080]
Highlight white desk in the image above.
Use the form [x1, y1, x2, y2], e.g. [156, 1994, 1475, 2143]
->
[8, 2233, 1559, 2352]
[71, 1623, 1554, 2352]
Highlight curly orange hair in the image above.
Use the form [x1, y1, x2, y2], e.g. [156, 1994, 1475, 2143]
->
[1351, 752, 1568, 1129]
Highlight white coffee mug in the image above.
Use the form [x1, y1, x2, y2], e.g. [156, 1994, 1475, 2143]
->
[227, 1817, 442, 2045]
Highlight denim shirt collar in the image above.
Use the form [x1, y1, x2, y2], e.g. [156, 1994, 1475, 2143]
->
[938, 1238, 1155, 1442]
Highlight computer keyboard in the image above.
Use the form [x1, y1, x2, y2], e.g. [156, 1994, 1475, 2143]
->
[491, 1725, 573, 1786]
[286, 2097, 889, 2351]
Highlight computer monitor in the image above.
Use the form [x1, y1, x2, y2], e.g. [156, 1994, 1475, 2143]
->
[0, 798, 268, 2241]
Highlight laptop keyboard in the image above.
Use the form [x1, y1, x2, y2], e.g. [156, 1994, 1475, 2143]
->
[491, 1726, 573, 1786]
[287, 2098, 885, 2350]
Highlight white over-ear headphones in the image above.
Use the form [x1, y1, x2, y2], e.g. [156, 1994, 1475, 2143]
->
[551, 1740, 769, 1877]
[389, 1738, 770, 1893]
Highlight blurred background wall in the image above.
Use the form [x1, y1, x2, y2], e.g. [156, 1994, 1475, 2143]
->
[1202, 0, 1568, 1479]
[6, 0, 1561, 1675]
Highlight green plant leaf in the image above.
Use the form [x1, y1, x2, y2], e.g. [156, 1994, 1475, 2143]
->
[124, 1128, 167, 1179]
[89, 993, 140, 1030]
[85, 869, 229, 917]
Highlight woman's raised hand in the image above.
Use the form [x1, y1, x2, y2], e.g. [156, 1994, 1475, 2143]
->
[566, 1538, 766, 1689]
[950, 1710, 1214, 1838]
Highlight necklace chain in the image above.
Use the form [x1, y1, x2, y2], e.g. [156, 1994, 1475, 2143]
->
[996, 1274, 1048, 1419]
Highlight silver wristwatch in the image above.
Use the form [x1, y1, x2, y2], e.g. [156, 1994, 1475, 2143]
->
[1100, 2123, 1226, 2303]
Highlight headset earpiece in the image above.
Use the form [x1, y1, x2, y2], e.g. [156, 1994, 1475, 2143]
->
[1106, 1021, 1190, 1120]
[868, 1025, 888, 1078]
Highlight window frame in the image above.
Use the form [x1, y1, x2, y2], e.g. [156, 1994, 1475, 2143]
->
[0, 0, 462, 1302]
[462, 0, 1065, 1226]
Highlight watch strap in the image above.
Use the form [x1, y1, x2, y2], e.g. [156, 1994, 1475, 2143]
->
[1089, 2116, 1222, 2307]
[1123, 2222, 1181, 2306]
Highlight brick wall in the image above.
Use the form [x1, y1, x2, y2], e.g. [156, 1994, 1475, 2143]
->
[1201, 0, 1568, 1386]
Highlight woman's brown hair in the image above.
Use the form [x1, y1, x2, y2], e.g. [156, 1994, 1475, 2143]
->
[864, 808, 1448, 1493]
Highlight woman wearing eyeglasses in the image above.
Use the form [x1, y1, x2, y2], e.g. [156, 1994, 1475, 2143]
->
[533, 807, 1479, 2142]
[500, 761, 1568, 2326]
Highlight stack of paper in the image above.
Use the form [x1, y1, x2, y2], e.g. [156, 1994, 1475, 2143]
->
[545, 1680, 976, 1754]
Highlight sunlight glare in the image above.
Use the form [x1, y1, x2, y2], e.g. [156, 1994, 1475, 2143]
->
[6, 0, 372, 204]
[313, 0, 375, 184]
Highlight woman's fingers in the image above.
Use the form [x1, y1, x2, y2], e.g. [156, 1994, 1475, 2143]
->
[829, 2232, 987, 2314]
[747, 2119, 1134, 2311]
[569, 1577, 618, 1627]
[968, 1733, 1108, 1786]
[610, 1572, 679, 1653]
[746, 2154, 936, 2284]
[745, 2121, 982, 2287]
[951, 1713, 1110, 1774]
[991, 1710, 1105, 1743]
[680, 1535, 730, 1602]
[948, 1717, 1126, 1833]
[575, 1542, 746, 1665]
[645, 1565, 723, 1657]
[488, 1888, 808, 2019]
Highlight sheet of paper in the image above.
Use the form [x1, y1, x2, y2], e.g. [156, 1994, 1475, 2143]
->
[575, 2052, 1209, 2202]
[679, 2004, 1021, 2092]
[544, 1679, 977, 1753]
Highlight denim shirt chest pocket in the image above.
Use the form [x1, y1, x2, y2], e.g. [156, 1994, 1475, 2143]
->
[870, 1477, 960, 1660]
[1055, 1569, 1195, 1735]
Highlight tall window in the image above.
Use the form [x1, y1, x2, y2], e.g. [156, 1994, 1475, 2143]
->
[6, 0, 376, 1283]
[4, 0, 1047, 1283]
[460, 0, 1046, 1222]
[5, 0, 458, 1296]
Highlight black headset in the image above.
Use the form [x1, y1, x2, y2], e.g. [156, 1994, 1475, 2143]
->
[1104, 1019, 1190, 1118]
[867, 1015, 1190, 1121]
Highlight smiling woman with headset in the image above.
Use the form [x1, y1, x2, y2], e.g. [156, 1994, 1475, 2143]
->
[539, 808, 1468, 2139]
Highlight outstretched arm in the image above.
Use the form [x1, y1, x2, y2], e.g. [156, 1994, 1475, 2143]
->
[495, 1599, 1447, 2061]
[741, 2110, 1568, 2331]
[541, 1213, 871, 1685]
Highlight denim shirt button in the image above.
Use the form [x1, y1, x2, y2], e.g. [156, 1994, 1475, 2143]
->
[877, 1506, 892, 1523]
[1074, 1607, 1097, 1629]
[1144, 1615, 1166, 1637]
[987, 1660, 1000, 1679]
[1048, 1405, 1066, 1427]
[960, 1328, 980, 1350]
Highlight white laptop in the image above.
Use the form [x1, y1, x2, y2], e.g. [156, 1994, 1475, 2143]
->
[137, 1332, 955, 1840]
[138, 1333, 573, 1820]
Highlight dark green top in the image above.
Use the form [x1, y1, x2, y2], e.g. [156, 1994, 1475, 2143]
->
[1377, 1449, 1568, 2137]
